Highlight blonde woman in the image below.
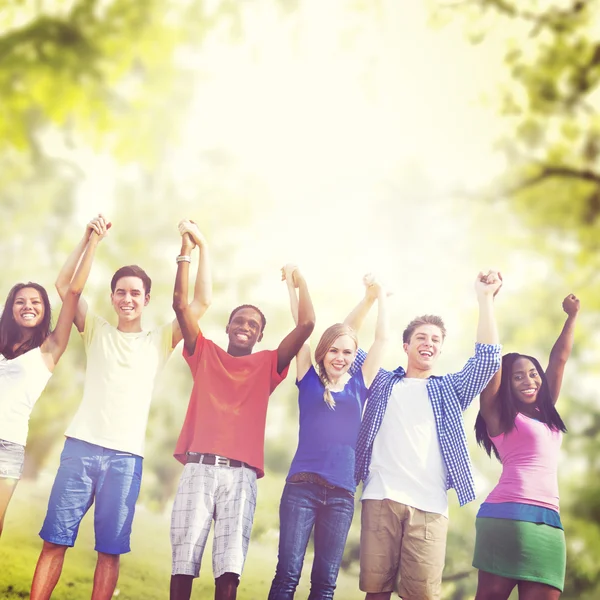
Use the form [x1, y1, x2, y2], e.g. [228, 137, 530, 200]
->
[268, 267, 387, 600]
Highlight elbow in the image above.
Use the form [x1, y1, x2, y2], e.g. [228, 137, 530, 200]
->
[55, 281, 67, 298]
[299, 317, 316, 337]
[199, 297, 212, 314]
[377, 331, 390, 344]
[172, 294, 188, 314]
[65, 286, 83, 300]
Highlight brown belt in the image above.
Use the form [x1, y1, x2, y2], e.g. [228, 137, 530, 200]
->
[288, 471, 336, 489]
[185, 453, 252, 470]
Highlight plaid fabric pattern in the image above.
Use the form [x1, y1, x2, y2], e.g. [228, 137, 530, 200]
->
[352, 343, 502, 506]
[171, 462, 257, 578]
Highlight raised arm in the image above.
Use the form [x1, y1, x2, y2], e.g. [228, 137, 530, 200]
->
[172, 221, 212, 353]
[475, 270, 504, 426]
[545, 293, 579, 404]
[276, 267, 316, 375]
[343, 274, 378, 332]
[360, 282, 388, 388]
[42, 223, 109, 369]
[55, 214, 110, 332]
[281, 264, 312, 380]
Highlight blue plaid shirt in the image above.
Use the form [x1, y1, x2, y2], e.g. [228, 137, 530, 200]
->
[352, 343, 502, 506]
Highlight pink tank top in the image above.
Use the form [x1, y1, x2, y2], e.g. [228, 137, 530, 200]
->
[485, 412, 562, 511]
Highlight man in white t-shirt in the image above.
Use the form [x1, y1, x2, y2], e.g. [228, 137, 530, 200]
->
[30, 216, 210, 600]
[345, 271, 503, 600]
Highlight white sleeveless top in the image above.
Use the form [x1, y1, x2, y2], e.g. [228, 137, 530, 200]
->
[0, 347, 52, 446]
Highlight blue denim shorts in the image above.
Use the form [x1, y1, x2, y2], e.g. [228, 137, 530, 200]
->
[0, 438, 25, 480]
[39, 437, 143, 555]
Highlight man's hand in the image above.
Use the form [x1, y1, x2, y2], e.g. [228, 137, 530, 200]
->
[87, 214, 112, 241]
[178, 219, 207, 249]
[281, 263, 301, 288]
[475, 269, 503, 299]
[363, 273, 391, 300]
[562, 293, 580, 317]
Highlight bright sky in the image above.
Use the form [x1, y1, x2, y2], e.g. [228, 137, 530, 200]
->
[65, 0, 514, 364]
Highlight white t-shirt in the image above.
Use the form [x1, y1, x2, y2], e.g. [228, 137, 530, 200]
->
[0, 347, 52, 446]
[65, 312, 173, 457]
[362, 377, 449, 516]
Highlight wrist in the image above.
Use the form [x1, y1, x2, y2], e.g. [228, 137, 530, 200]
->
[176, 254, 191, 264]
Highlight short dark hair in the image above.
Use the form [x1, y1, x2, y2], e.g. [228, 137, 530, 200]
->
[228, 304, 267, 332]
[402, 315, 446, 344]
[110, 265, 152, 294]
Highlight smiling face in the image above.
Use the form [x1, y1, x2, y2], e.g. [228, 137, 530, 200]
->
[322, 334, 357, 381]
[226, 307, 264, 355]
[403, 324, 443, 374]
[510, 357, 543, 405]
[110, 276, 149, 325]
[12, 287, 45, 329]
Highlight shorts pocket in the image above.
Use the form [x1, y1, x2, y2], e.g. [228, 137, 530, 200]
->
[424, 512, 448, 541]
[361, 499, 384, 532]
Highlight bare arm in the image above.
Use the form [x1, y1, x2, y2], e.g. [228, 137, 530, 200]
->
[55, 214, 110, 332]
[343, 275, 378, 332]
[276, 268, 316, 375]
[173, 226, 207, 355]
[361, 284, 388, 388]
[546, 294, 579, 404]
[282, 264, 312, 380]
[42, 223, 109, 368]
[475, 270, 503, 431]
[171, 221, 212, 349]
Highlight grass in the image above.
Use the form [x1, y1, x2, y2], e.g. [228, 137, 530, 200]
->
[1, 477, 363, 599]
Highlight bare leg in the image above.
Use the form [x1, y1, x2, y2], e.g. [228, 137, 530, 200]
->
[365, 593, 392, 600]
[91, 552, 120, 600]
[0, 478, 18, 538]
[215, 572, 240, 600]
[30, 541, 69, 600]
[474, 570, 517, 600]
[518, 580, 561, 600]
[170, 574, 194, 600]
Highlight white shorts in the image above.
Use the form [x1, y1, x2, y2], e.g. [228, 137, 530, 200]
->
[170, 462, 258, 578]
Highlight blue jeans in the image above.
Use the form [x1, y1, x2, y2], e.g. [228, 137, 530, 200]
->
[268, 481, 355, 600]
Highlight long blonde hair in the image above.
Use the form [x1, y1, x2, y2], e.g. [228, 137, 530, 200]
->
[314, 323, 358, 410]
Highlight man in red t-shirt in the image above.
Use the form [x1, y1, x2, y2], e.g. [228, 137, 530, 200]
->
[170, 222, 315, 600]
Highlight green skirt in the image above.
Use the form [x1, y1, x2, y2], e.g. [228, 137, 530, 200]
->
[473, 517, 566, 592]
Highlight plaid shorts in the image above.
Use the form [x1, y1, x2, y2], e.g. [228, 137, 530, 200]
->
[170, 462, 257, 578]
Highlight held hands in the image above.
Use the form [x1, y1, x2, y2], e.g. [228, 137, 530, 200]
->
[363, 273, 390, 300]
[475, 269, 503, 299]
[178, 219, 207, 251]
[281, 263, 302, 288]
[562, 293, 580, 317]
[86, 214, 112, 241]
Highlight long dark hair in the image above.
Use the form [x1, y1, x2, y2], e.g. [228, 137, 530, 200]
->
[475, 352, 567, 461]
[0, 282, 52, 359]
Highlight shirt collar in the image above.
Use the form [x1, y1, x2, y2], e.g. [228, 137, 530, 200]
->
[392, 365, 442, 380]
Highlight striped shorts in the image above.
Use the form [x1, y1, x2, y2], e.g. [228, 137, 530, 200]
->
[170, 462, 257, 579]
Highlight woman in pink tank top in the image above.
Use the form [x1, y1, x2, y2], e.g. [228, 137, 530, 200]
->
[472, 293, 580, 599]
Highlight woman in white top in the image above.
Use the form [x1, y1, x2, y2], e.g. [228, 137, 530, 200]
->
[0, 216, 108, 537]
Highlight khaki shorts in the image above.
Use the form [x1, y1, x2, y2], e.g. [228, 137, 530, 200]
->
[359, 499, 448, 600]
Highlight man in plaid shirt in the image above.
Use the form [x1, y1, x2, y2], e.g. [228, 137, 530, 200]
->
[345, 271, 502, 600]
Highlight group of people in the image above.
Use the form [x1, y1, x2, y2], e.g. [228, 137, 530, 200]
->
[0, 214, 579, 600]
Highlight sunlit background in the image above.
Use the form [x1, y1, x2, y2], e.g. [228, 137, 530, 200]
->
[1, 0, 599, 598]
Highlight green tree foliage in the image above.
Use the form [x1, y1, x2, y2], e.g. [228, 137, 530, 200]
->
[434, 1, 600, 596]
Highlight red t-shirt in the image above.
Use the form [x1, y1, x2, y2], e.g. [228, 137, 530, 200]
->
[173, 331, 289, 478]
